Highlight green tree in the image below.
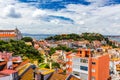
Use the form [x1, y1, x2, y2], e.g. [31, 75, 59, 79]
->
[49, 47, 56, 56]
[56, 45, 72, 52]
[0, 40, 43, 63]
[52, 62, 60, 68]
[21, 37, 33, 42]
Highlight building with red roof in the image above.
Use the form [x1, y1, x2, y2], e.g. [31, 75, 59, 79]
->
[0, 69, 18, 80]
[0, 28, 22, 41]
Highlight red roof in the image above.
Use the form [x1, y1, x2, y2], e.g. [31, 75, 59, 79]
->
[16, 60, 30, 68]
[0, 69, 17, 74]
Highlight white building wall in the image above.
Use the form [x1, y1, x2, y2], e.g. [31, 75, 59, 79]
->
[72, 57, 89, 80]
[0, 76, 11, 80]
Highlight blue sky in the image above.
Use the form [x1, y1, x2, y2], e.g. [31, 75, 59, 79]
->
[18, 0, 91, 11]
[0, 0, 120, 34]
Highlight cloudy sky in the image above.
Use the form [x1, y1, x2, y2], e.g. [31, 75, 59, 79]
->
[0, 0, 120, 35]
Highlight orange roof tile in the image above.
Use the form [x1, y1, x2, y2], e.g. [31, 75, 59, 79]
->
[0, 69, 17, 74]
[49, 72, 67, 80]
[15, 60, 30, 69]
[0, 34, 16, 37]
[70, 76, 80, 80]
[0, 62, 7, 66]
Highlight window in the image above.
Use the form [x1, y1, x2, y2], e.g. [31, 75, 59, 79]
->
[73, 58, 79, 63]
[80, 66, 88, 71]
[73, 71, 79, 76]
[73, 65, 79, 70]
[92, 62, 96, 65]
[92, 69, 95, 72]
[91, 76, 96, 80]
[80, 51, 82, 54]
[80, 59, 88, 63]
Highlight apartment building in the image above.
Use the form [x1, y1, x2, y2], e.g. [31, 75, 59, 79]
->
[66, 49, 110, 80]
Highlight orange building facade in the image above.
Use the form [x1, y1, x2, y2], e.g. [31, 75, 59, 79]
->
[66, 49, 110, 80]
[66, 53, 73, 74]
[0, 28, 22, 41]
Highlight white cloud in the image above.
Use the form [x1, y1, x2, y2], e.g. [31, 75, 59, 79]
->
[32, 9, 46, 18]
[0, 0, 120, 35]
[3, 5, 21, 18]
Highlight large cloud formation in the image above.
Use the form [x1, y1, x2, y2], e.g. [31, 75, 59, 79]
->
[3, 5, 21, 18]
[0, 0, 120, 35]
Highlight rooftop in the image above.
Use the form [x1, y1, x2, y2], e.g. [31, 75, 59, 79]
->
[49, 72, 67, 80]
[0, 34, 16, 37]
[111, 58, 120, 61]
[36, 68, 54, 75]
[0, 73, 9, 78]
[0, 69, 17, 75]
[66, 74, 80, 80]
[15, 63, 31, 75]
[0, 30, 15, 32]
[91, 52, 108, 58]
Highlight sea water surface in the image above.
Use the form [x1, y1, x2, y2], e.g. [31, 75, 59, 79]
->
[109, 37, 120, 42]
[23, 33, 120, 42]
[23, 33, 55, 40]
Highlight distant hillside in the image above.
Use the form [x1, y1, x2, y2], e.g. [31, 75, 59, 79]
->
[22, 33, 120, 42]
[45, 33, 105, 41]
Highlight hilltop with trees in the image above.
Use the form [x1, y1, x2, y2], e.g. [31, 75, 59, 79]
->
[45, 33, 105, 41]
[45, 33, 118, 48]
[0, 39, 43, 63]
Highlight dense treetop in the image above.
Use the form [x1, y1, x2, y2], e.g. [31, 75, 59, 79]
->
[0, 40, 43, 63]
[21, 37, 33, 42]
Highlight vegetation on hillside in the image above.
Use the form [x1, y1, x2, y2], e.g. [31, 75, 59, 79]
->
[45, 33, 119, 48]
[49, 47, 56, 56]
[21, 37, 33, 42]
[0, 40, 43, 63]
[105, 38, 118, 48]
[45, 33, 105, 41]
[81, 33, 105, 41]
[48, 45, 76, 54]
[39, 62, 60, 69]
[55, 45, 73, 52]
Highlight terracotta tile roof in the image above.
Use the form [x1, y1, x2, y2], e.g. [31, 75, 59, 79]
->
[49, 72, 67, 80]
[36, 68, 54, 75]
[66, 74, 80, 80]
[69, 76, 80, 80]
[0, 61, 7, 70]
[66, 52, 72, 55]
[13, 64, 19, 69]
[0, 34, 16, 37]
[0, 62, 7, 66]
[15, 60, 30, 69]
[0, 69, 17, 74]
[16, 63, 31, 75]
[116, 64, 120, 71]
